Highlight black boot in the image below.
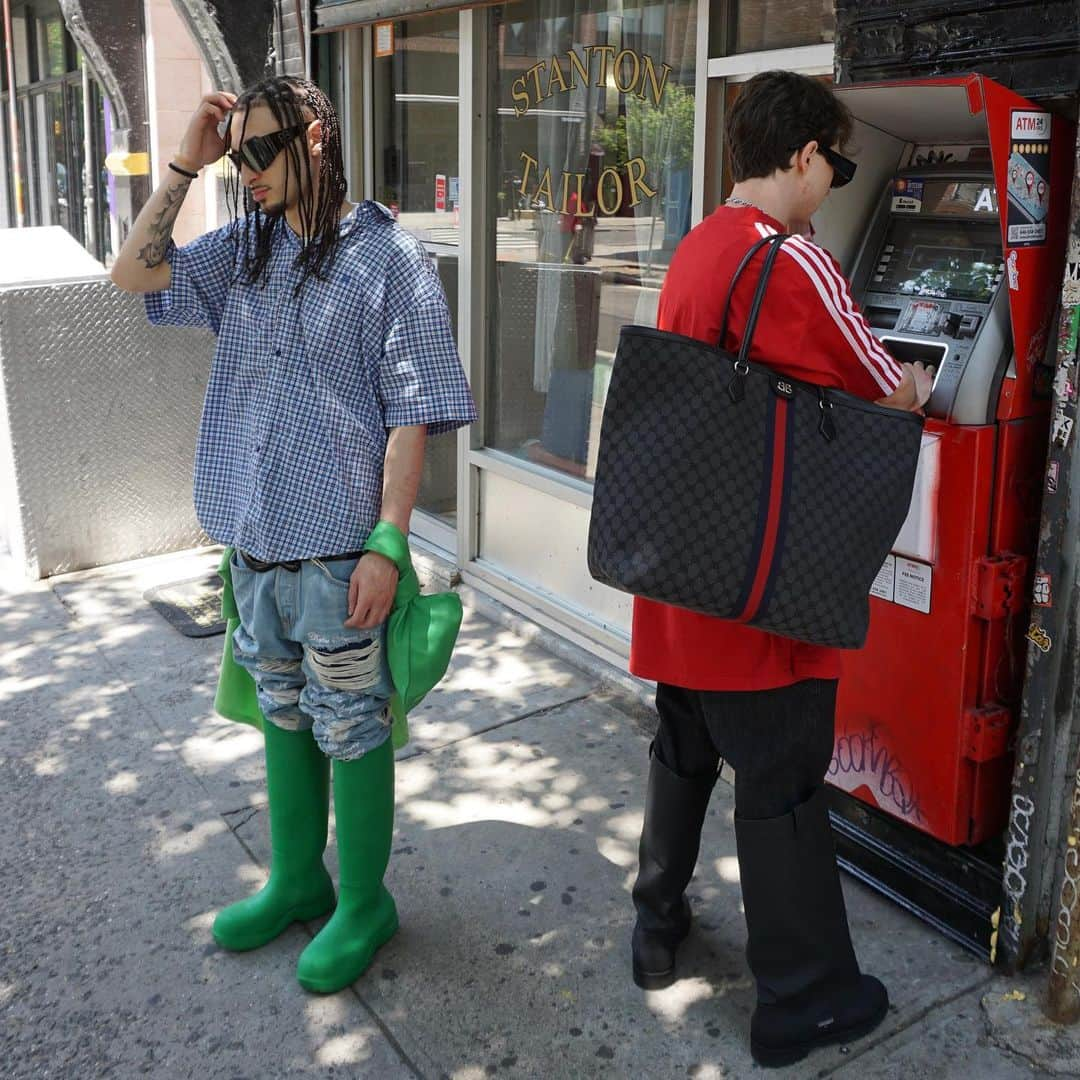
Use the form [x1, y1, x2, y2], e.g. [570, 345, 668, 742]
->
[631, 746, 716, 990]
[734, 785, 888, 1068]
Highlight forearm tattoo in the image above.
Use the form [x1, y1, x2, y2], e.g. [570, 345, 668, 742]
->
[136, 180, 190, 269]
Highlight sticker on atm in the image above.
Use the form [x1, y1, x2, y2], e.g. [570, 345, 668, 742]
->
[870, 555, 896, 602]
[1007, 108, 1051, 247]
[892, 178, 924, 214]
[894, 557, 932, 614]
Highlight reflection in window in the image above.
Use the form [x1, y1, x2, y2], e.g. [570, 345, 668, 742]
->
[373, 14, 460, 237]
[372, 14, 461, 525]
[38, 16, 69, 79]
[487, 0, 697, 482]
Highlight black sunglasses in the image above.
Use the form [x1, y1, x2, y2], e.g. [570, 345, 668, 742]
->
[227, 124, 307, 173]
[817, 145, 857, 189]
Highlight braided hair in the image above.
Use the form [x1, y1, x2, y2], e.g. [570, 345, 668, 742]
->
[224, 76, 349, 291]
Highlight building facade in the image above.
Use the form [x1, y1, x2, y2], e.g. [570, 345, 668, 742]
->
[5, 0, 1079, 972]
[307, 0, 836, 668]
[0, 0, 309, 258]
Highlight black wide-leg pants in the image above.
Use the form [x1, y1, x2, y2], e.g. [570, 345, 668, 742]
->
[652, 678, 838, 819]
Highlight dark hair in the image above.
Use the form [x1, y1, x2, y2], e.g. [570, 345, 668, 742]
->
[725, 70, 853, 183]
[225, 76, 348, 292]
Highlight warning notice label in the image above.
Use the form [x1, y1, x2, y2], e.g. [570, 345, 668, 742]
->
[870, 556, 896, 601]
[1007, 109, 1052, 247]
[894, 558, 933, 614]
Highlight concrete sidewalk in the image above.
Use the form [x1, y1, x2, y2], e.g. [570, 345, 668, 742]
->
[1, 547, 1076, 1079]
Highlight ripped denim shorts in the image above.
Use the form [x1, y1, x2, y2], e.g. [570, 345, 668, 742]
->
[228, 550, 394, 761]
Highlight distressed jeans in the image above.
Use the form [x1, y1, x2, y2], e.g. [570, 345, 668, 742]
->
[229, 550, 394, 760]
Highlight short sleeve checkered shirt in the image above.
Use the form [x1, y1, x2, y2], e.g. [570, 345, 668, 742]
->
[146, 201, 476, 561]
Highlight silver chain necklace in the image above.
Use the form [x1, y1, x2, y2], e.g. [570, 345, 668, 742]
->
[725, 194, 772, 216]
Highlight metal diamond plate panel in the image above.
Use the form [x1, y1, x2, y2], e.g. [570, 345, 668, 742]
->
[0, 281, 214, 578]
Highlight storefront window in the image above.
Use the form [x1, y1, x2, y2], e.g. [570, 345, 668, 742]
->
[0, 7, 108, 256]
[11, 10, 31, 87]
[730, 0, 834, 54]
[486, 0, 697, 481]
[0, 113, 9, 226]
[38, 15, 68, 79]
[34, 91, 53, 225]
[373, 13, 461, 524]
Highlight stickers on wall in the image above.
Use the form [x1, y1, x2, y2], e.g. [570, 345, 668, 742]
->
[870, 554, 932, 614]
[1047, 460, 1060, 494]
[1007, 109, 1052, 247]
[1052, 413, 1074, 449]
[1033, 573, 1053, 608]
[1007, 250, 1020, 291]
[891, 178, 924, 214]
[1027, 623, 1053, 653]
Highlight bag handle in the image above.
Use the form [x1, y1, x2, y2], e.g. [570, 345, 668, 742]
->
[723, 234, 789, 402]
[717, 232, 791, 353]
[737, 234, 788, 367]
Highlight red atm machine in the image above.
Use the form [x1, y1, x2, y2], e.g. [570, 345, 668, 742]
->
[811, 77, 1074, 951]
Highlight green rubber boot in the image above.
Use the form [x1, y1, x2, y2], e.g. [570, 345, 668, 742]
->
[212, 723, 336, 952]
[296, 738, 398, 993]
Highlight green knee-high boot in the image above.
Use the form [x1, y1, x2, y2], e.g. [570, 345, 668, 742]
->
[296, 738, 398, 993]
[212, 723, 336, 952]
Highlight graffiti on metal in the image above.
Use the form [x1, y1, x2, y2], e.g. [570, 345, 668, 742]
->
[1048, 770, 1080, 1021]
[1002, 791, 1037, 953]
[828, 725, 925, 824]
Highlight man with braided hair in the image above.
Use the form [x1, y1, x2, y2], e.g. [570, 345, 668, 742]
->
[111, 77, 475, 993]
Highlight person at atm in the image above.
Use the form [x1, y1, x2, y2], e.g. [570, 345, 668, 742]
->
[627, 70, 933, 1068]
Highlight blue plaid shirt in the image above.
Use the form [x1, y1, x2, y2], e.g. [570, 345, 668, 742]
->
[146, 201, 476, 561]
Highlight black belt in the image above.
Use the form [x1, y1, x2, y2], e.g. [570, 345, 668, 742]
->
[236, 549, 366, 573]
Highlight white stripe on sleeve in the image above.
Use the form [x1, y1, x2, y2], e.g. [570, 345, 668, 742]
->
[753, 223, 903, 392]
[787, 236, 904, 390]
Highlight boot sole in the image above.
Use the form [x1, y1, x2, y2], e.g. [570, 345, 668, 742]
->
[750, 997, 889, 1068]
[631, 920, 690, 991]
[212, 895, 337, 953]
[632, 963, 677, 991]
[296, 908, 399, 994]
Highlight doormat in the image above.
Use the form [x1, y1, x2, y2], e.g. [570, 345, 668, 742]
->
[144, 573, 226, 638]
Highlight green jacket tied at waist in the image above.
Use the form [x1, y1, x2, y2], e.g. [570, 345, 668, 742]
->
[213, 544, 463, 748]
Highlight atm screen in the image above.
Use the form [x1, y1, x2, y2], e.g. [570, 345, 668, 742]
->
[874, 219, 1002, 303]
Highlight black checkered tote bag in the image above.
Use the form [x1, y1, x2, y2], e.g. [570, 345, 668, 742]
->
[587, 233, 925, 649]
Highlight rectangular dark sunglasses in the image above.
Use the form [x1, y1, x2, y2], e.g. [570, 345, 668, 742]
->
[227, 124, 307, 172]
[818, 145, 857, 189]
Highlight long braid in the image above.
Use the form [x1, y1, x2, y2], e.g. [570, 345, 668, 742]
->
[223, 76, 349, 293]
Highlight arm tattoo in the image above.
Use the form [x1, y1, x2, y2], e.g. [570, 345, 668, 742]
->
[136, 180, 190, 270]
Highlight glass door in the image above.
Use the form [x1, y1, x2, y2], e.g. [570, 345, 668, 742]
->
[371, 13, 462, 551]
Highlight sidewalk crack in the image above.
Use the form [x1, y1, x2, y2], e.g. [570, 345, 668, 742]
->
[816, 971, 998, 1075]
[222, 806, 258, 832]
[403, 689, 599, 759]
